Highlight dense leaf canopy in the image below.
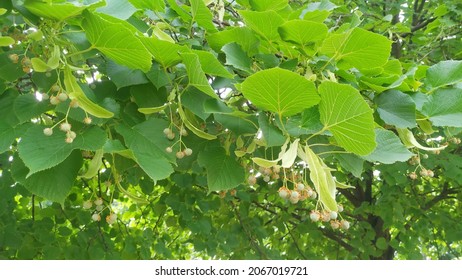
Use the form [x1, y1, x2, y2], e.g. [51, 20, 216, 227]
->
[1, 0, 462, 260]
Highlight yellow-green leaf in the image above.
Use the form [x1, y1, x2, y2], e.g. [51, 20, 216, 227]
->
[138, 104, 168, 114]
[64, 67, 114, 118]
[298, 145, 338, 211]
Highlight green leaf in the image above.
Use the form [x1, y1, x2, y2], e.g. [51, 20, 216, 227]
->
[96, 0, 138, 20]
[336, 154, 364, 178]
[80, 149, 103, 180]
[214, 114, 258, 135]
[0, 52, 24, 82]
[240, 68, 319, 116]
[426, 60, 462, 88]
[281, 138, 299, 168]
[278, 20, 328, 45]
[12, 151, 83, 204]
[421, 89, 462, 127]
[283, 107, 323, 137]
[375, 90, 416, 128]
[362, 129, 413, 164]
[178, 104, 217, 140]
[179, 52, 217, 99]
[31, 57, 49, 72]
[146, 64, 171, 89]
[47, 45, 60, 69]
[207, 27, 260, 56]
[129, 0, 165, 12]
[115, 119, 175, 182]
[319, 81, 376, 155]
[18, 126, 106, 177]
[192, 50, 234, 79]
[0, 36, 15, 46]
[0, 122, 29, 154]
[190, 0, 217, 32]
[320, 28, 392, 70]
[64, 67, 114, 118]
[13, 94, 52, 124]
[249, 0, 288, 11]
[376, 237, 388, 250]
[138, 104, 167, 114]
[0, 89, 20, 126]
[251, 157, 279, 168]
[222, 43, 253, 73]
[239, 10, 285, 41]
[258, 114, 286, 147]
[141, 37, 186, 68]
[198, 147, 245, 192]
[24, 0, 94, 20]
[106, 60, 149, 89]
[82, 10, 152, 72]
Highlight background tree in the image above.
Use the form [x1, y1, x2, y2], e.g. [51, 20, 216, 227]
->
[0, 0, 461, 260]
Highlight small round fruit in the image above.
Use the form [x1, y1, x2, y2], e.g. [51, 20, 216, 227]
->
[176, 151, 185, 159]
[106, 213, 117, 225]
[311, 192, 317, 199]
[330, 220, 340, 230]
[409, 172, 417, 180]
[91, 213, 101, 222]
[263, 168, 272, 175]
[338, 204, 344, 212]
[278, 187, 290, 199]
[180, 128, 188, 136]
[58, 93, 68, 102]
[94, 197, 103, 206]
[166, 132, 175, 140]
[247, 175, 257, 186]
[65, 137, 74, 144]
[43, 127, 53, 136]
[163, 128, 171, 135]
[263, 175, 270, 182]
[41, 93, 49, 100]
[68, 131, 77, 139]
[340, 220, 350, 230]
[272, 165, 281, 174]
[229, 189, 237, 196]
[219, 191, 227, 198]
[51, 84, 60, 92]
[184, 148, 193, 156]
[310, 211, 320, 222]
[299, 190, 309, 201]
[60, 122, 71, 132]
[82, 200, 92, 210]
[95, 205, 104, 212]
[289, 196, 299, 204]
[306, 188, 314, 198]
[271, 173, 280, 180]
[50, 96, 60, 105]
[321, 211, 331, 222]
[165, 147, 173, 153]
[291, 190, 300, 200]
[296, 183, 305, 191]
[83, 117, 92, 124]
[8, 54, 19, 63]
[70, 100, 79, 108]
[330, 211, 338, 220]
[427, 170, 434, 178]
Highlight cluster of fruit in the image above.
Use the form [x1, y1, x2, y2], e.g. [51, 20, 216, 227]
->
[278, 183, 317, 204]
[82, 197, 117, 225]
[163, 127, 193, 159]
[8, 53, 32, 73]
[309, 207, 350, 230]
[43, 117, 91, 143]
